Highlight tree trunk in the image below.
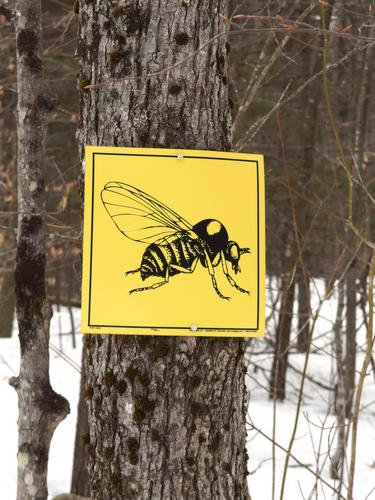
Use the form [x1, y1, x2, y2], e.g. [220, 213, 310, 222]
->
[344, 261, 356, 418]
[78, 1, 249, 499]
[0, 271, 16, 337]
[295, 6, 331, 353]
[71, 346, 90, 498]
[270, 276, 295, 400]
[296, 268, 310, 353]
[330, 280, 345, 485]
[10, 2, 70, 498]
[0, 15, 17, 339]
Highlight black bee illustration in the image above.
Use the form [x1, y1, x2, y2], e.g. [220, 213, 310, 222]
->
[101, 182, 250, 300]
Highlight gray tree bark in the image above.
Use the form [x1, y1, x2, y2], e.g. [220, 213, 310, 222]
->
[78, 1, 250, 499]
[10, 1, 70, 499]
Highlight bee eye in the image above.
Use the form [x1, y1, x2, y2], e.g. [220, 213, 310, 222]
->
[230, 244, 239, 260]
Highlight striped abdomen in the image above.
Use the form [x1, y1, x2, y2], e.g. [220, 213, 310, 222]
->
[139, 236, 200, 280]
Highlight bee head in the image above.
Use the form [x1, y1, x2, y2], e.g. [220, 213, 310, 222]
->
[225, 242, 250, 274]
[225, 241, 240, 273]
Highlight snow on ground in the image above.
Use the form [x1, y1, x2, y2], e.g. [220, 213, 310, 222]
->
[247, 278, 375, 499]
[247, 357, 375, 500]
[1, 281, 374, 499]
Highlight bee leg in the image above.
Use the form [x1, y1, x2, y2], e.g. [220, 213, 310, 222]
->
[124, 267, 141, 277]
[220, 251, 250, 295]
[129, 268, 169, 295]
[203, 249, 230, 301]
[211, 275, 230, 301]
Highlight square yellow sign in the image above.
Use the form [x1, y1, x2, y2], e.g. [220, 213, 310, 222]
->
[81, 147, 265, 337]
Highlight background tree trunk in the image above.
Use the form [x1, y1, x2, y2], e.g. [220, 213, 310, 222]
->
[270, 276, 295, 400]
[71, 346, 90, 498]
[330, 280, 345, 487]
[296, 268, 310, 353]
[0, 271, 16, 338]
[0, 13, 17, 339]
[344, 260, 357, 419]
[10, 1, 70, 498]
[78, 1, 250, 498]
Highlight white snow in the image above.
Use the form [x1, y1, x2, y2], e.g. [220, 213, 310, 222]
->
[0, 282, 374, 499]
[247, 279, 375, 499]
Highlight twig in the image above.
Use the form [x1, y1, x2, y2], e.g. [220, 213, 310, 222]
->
[49, 343, 81, 373]
[235, 40, 375, 149]
[233, 4, 315, 135]
[247, 422, 346, 498]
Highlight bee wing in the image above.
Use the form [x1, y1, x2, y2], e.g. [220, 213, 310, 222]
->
[101, 182, 195, 244]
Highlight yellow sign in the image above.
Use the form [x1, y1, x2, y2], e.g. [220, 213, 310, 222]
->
[81, 147, 265, 337]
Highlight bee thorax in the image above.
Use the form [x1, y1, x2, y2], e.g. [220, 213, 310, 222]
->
[193, 219, 229, 255]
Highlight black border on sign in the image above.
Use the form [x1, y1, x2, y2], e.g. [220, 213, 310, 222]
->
[87, 152, 260, 333]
